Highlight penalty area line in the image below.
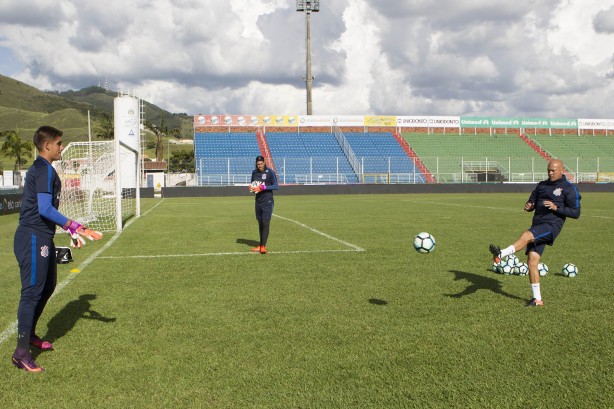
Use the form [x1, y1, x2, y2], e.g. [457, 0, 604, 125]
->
[0, 199, 165, 347]
[273, 213, 365, 252]
[98, 248, 362, 260]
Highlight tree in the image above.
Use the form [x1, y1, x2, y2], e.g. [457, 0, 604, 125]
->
[144, 118, 181, 162]
[95, 113, 114, 139]
[1, 130, 34, 171]
[169, 150, 194, 173]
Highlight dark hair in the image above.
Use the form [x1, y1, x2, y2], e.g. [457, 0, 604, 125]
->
[255, 155, 265, 162]
[33, 126, 63, 151]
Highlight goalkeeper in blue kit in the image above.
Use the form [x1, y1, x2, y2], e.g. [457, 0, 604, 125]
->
[248, 156, 279, 254]
[12, 126, 102, 373]
[490, 159, 581, 307]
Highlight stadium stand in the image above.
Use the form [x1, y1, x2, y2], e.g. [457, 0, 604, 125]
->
[194, 132, 261, 185]
[345, 132, 425, 183]
[530, 135, 614, 173]
[266, 132, 357, 184]
[402, 133, 547, 182]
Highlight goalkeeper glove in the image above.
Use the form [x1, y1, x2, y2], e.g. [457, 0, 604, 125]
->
[65, 220, 103, 245]
[70, 232, 86, 249]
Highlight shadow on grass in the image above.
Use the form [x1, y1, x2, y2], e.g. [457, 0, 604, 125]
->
[368, 298, 388, 306]
[445, 270, 525, 301]
[34, 294, 116, 358]
[236, 238, 260, 248]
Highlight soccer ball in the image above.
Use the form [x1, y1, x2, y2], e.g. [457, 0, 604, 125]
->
[517, 262, 529, 276]
[413, 232, 435, 254]
[561, 263, 578, 277]
[491, 261, 500, 273]
[250, 180, 263, 193]
[504, 256, 519, 274]
[537, 262, 549, 277]
[498, 263, 513, 275]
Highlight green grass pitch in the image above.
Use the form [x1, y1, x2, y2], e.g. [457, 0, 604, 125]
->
[1, 193, 613, 408]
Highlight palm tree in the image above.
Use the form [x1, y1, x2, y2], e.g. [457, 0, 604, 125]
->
[1, 130, 34, 171]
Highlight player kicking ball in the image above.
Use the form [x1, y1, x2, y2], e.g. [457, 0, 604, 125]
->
[12, 126, 102, 373]
[490, 159, 581, 307]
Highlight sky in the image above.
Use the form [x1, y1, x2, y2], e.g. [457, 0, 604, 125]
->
[1, 0, 613, 119]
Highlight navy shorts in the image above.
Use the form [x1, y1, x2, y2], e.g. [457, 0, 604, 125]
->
[526, 223, 560, 256]
[255, 200, 274, 221]
[14, 230, 57, 303]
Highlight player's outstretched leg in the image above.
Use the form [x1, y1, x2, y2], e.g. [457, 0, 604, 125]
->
[489, 244, 501, 263]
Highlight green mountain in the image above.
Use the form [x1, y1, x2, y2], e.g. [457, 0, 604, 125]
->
[0, 74, 193, 141]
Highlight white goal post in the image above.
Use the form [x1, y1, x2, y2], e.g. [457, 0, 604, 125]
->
[55, 95, 142, 232]
[55, 140, 140, 232]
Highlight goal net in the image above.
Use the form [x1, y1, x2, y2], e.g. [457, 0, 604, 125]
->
[54, 140, 140, 232]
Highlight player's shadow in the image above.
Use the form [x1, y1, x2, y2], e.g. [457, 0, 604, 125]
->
[33, 293, 116, 358]
[236, 238, 260, 248]
[445, 270, 525, 301]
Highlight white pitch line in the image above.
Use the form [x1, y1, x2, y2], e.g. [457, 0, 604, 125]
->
[273, 213, 365, 251]
[0, 199, 165, 347]
[98, 248, 361, 260]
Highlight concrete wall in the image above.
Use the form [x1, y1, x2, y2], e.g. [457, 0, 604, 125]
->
[161, 183, 613, 198]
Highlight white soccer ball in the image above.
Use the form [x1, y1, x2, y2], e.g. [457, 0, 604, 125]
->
[499, 263, 513, 275]
[561, 263, 578, 277]
[250, 180, 263, 193]
[538, 262, 549, 277]
[517, 262, 529, 276]
[413, 232, 435, 254]
[492, 261, 501, 273]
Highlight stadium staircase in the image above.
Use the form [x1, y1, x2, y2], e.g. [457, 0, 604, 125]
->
[519, 133, 552, 161]
[256, 128, 275, 171]
[393, 131, 436, 183]
[519, 133, 575, 181]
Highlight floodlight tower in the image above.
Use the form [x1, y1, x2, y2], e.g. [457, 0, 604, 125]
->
[296, 0, 319, 115]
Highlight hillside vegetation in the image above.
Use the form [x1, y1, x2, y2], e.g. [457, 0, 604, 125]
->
[0, 74, 193, 168]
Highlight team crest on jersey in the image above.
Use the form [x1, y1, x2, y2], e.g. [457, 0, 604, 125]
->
[40, 245, 50, 258]
[261, 174, 267, 180]
[553, 188, 562, 196]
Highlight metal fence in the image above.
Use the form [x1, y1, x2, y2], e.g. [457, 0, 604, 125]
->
[194, 156, 614, 186]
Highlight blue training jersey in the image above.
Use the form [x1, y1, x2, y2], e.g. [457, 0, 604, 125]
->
[528, 174, 581, 230]
[251, 167, 279, 203]
[18, 156, 62, 238]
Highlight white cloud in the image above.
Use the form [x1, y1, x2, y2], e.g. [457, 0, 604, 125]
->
[0, 0, 613, 118]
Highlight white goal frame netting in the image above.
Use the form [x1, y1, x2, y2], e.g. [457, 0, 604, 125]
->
[54, 140, 140, 232]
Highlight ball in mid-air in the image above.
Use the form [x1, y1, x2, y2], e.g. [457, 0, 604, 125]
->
[413, 232, 435, 254]
[561, 263, 578, 277]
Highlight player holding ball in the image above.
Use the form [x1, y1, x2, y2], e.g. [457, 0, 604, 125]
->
[248, 155, 279, 254]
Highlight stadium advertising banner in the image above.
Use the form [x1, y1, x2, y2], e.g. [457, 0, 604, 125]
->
[364, 116, 397, 127]
[397, 116, 460, 128]
[299, 115, 334, 127]
[461, 117, 578, 129]
[1, 193, 23, 216]
[194, 114, 299, 127]
[578, 119, 614, 130]
[397, 116, 430, 128]
[520, 118, 577, 129]
[332, 115, 366, 127]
